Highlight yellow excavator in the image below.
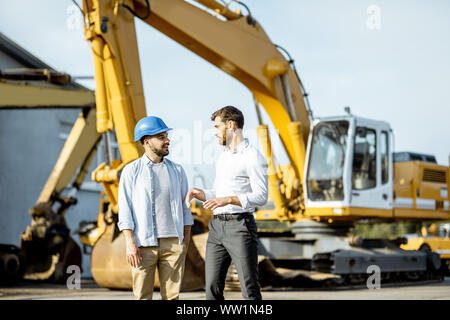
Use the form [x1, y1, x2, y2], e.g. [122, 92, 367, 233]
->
[15, 0, 450, 289]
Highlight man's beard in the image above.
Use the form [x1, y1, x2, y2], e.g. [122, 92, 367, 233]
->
[219, 130, 228, 146]
[220, 136, 226, 146]
[150, 144, 169, 157]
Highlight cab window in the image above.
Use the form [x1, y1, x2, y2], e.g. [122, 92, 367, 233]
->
[352, 127, 376, 190]
[380, 131, 389, 184]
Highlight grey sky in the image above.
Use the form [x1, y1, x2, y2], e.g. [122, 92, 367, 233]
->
[0, 0, 449, 189]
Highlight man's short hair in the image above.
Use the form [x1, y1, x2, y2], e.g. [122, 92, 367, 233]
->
[139, 135, 151, 145]
[211, 106, 244, 129]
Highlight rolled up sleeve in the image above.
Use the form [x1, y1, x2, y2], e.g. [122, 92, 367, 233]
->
[117, 166, 135, 231]
[238, 152, 269, 210]
[181, 167, 194, 226]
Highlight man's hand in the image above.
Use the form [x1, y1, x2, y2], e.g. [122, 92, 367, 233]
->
[185, 188, 206, 208]
[126, 240, 142, 268]
[123, 229, 142, 268]
[203, 196, 242, 211]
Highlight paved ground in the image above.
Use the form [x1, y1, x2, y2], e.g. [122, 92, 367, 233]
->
[1, 278, 450, 300]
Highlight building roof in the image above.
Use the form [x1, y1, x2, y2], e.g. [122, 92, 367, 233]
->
[0, 31, 89, 90]
[0, 31, 95, 109]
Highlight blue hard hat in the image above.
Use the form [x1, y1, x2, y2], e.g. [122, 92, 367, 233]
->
[134, 116, 172, 142]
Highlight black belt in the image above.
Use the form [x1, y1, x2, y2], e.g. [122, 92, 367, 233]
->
[213, 212, 252, 221]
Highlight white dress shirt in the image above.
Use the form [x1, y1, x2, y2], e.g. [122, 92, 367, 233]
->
[203, 138, 269, 214]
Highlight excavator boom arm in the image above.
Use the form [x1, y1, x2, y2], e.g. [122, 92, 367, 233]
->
[83, 0, 310, 183]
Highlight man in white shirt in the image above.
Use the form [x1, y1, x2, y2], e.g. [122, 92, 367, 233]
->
[185, 106, 268, 300]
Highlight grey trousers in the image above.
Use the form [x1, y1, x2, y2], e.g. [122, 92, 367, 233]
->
[205, 214, 262, 300]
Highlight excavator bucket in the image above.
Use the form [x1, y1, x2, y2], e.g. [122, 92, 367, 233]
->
[21, 235, 82, 283]
[20, 202, 83, 283]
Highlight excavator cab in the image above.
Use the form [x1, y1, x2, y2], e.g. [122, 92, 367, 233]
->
[304, 115, 394, 221]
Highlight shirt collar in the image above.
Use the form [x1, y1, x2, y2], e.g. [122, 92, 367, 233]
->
[142, 153, 166, 166]
[228, 138, 249, 154]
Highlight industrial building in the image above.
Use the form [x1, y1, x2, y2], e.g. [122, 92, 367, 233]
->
[0, 31, 107, 277]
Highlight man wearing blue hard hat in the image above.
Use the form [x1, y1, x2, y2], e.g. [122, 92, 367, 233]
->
[117, 116, 194, 300]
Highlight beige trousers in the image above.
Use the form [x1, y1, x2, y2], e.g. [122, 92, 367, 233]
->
[131, 237, 187, 300]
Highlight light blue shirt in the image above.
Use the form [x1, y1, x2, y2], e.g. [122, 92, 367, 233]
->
[117, 154, 194, 247]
